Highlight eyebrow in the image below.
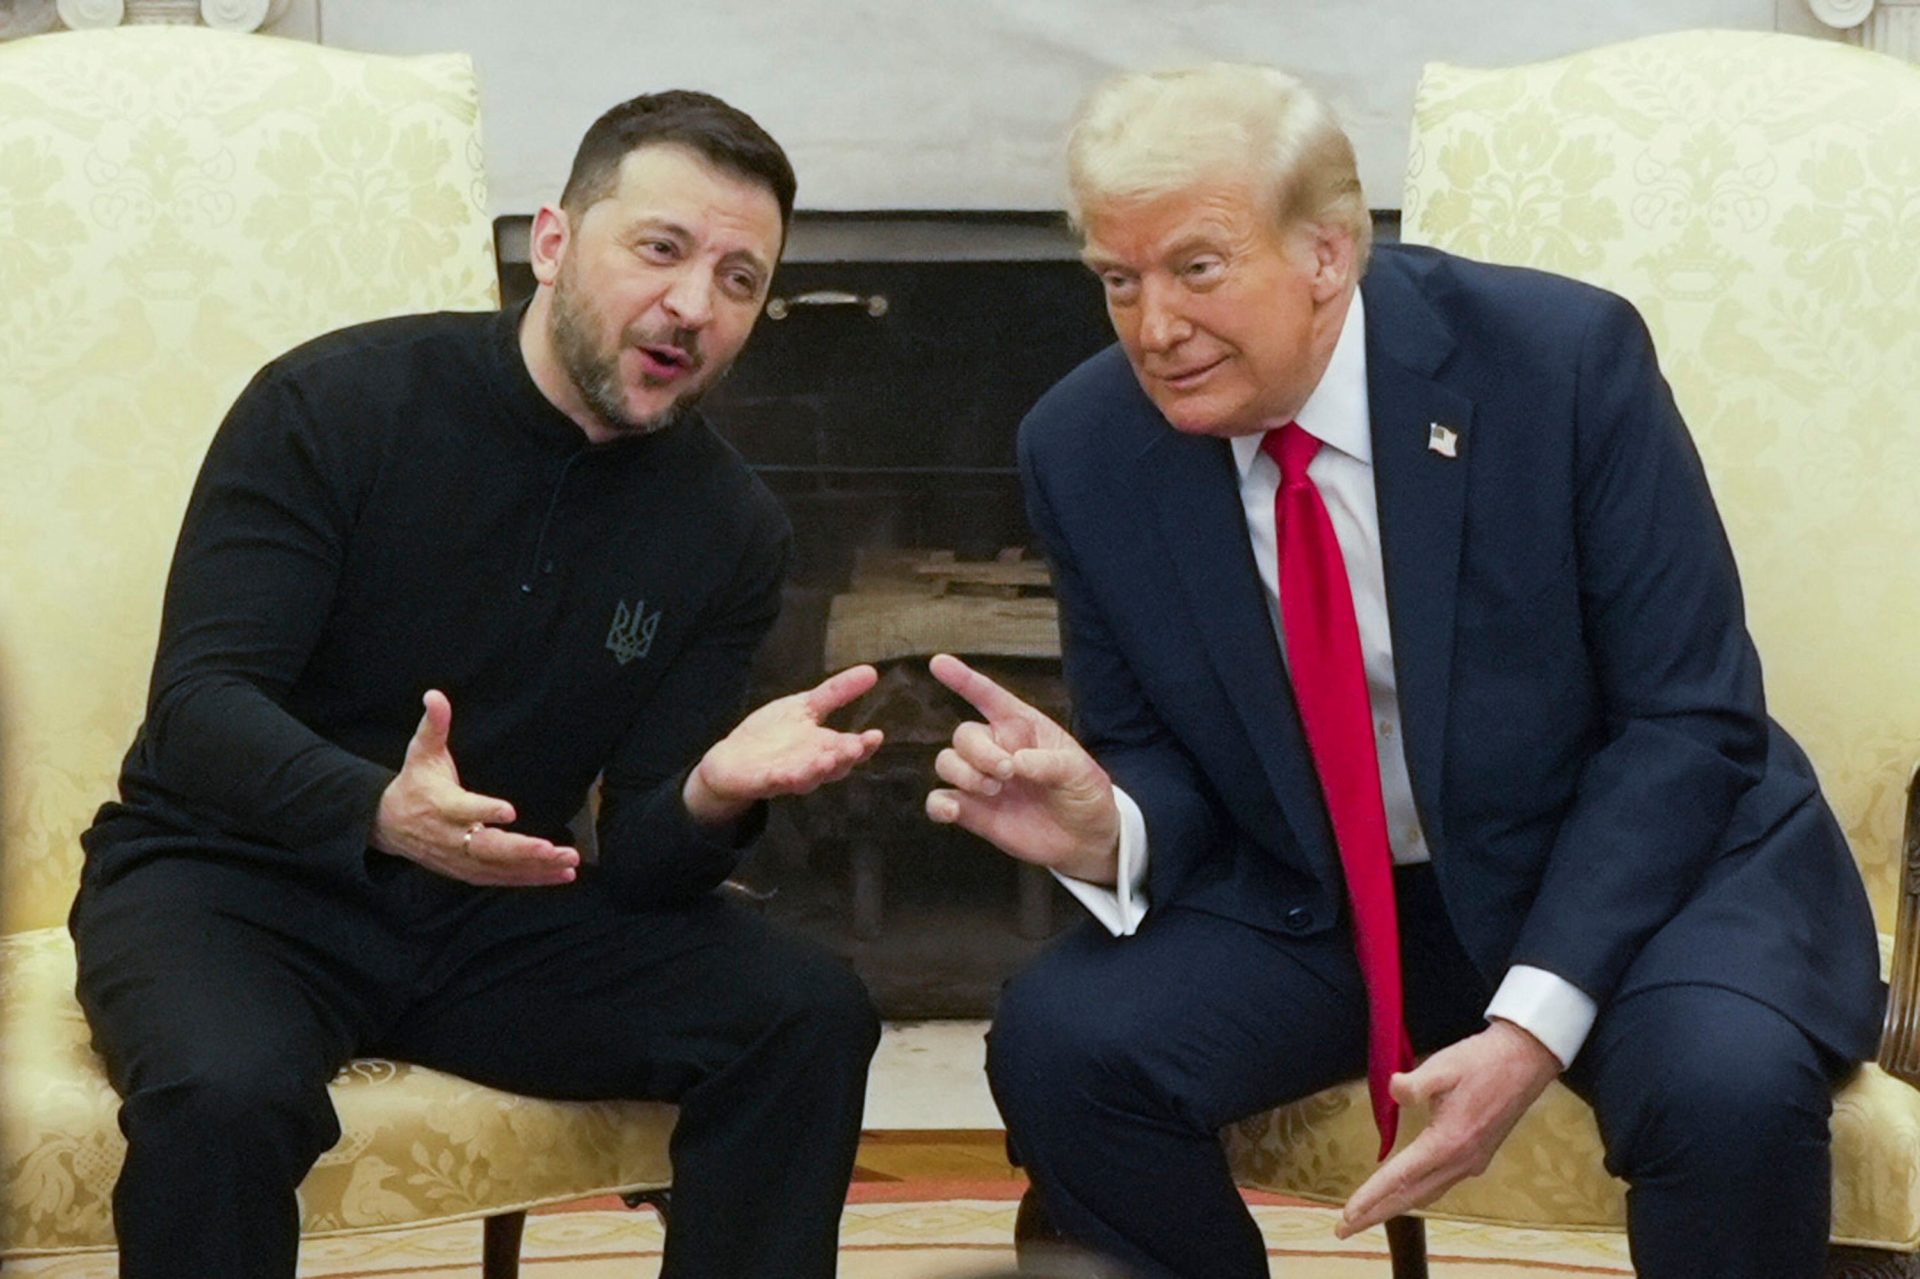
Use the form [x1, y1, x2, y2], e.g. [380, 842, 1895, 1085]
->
[1162, 233, 1228, 262]
[1080, 231, 1230, 275]
[626, 216, 694, 245]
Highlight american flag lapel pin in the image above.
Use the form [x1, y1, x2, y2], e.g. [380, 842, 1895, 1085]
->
[1427, 422, 1460, 458]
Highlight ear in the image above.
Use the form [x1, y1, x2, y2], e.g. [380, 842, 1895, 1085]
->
[528, 203, 570, 287]
[1306, 222, 1356, 304]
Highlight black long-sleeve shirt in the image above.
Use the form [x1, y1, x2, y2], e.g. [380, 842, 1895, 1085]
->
[82, 305, 790, 905]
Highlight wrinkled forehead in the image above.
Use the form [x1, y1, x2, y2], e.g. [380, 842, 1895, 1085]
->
[592, 143, 785, 257]
[1078, 179, 1285, 267]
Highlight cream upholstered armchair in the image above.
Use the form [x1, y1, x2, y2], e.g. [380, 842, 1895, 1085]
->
[0, 27, 674, 1273]
[1220, 30, 1920, 1278]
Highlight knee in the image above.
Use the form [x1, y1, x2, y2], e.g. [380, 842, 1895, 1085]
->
[770, 946, 881, 1066]
[1600, 1014, 1831, 1178]
[121, 1053, 336, 1156]
[987, 956, 1142, 1127]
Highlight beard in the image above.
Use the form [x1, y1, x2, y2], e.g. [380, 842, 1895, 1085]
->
[547, 265, 718, 438]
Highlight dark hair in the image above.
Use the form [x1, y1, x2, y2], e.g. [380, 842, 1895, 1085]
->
[559, 89, 796, 227]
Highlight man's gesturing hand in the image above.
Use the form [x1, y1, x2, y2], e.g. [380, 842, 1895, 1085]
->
[924, 653, 1121, 885]
[372, 690, 580, 887]
[682, 664, 886, 827]
[1337, 1020, 1562, 1238]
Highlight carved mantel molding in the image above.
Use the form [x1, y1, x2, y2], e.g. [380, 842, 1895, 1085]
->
[0, 0, 291, 37]
[1807, 0, 1920, 60]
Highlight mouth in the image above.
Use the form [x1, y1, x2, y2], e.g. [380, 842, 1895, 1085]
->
[1156, 355, 1228, 392]
[634, 344, 696, 382]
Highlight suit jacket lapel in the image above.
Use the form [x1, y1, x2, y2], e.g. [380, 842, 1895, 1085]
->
[1362, 254, 1474, 856]
[1136, 429, 1344, 883]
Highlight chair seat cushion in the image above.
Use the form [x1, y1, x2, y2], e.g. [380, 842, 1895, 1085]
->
[1225, 1047, 1920, 1250]
[2, 926, 676, 1253]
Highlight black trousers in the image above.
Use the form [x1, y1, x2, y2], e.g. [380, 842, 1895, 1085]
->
[71, 856, 880, 1279]
[987, 866, 1850, 1279]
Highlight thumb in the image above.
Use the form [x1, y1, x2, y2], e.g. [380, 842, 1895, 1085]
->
[1390, 1059, 1442, 1109]
[409, 689, 454, 761]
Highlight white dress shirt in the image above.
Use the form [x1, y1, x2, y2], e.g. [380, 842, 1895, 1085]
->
[1053, 290, 1597, 1068]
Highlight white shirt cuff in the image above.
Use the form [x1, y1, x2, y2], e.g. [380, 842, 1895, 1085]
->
[1050, 786, 1150, 936]
[1485, 965, 1597, 1069]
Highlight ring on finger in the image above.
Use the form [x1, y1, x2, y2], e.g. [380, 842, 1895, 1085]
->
[462, 822, 482, 855]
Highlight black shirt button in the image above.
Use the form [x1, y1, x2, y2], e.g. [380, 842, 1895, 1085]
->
[1283, 907, 1313, 933]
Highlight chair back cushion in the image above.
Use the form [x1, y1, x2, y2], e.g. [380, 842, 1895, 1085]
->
[0, 27, 498, 930]
[1402, 29, 1920, 924]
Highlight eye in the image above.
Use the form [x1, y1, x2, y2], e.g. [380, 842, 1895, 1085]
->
[723, 270, 761, 299]
[1101, 272, 1139, 302]
[1183, 257, 1225, 284]
[637, 239, 679, 261]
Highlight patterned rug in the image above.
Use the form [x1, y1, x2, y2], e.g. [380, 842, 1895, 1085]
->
[3, 1183, 1635, 1277]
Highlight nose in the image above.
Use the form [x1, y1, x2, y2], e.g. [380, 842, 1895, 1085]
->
[660, 266, 715, 330]
[1136, 278, 1191, 353]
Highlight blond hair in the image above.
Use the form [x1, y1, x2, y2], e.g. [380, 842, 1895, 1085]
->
[1066, 63, 1371, 271]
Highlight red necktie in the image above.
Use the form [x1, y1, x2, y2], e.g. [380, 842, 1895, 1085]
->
[1264, 421, 1415, 1160]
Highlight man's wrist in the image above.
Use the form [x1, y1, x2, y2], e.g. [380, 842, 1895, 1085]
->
[1484, 965, 1595, 1069]
[681, 762, 751, 828]
[1054, 814, 1122, 885]
[1488, 1016, 1563, 1074]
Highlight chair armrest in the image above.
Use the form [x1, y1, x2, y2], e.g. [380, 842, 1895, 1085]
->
[1876, 762, 1920, 1086]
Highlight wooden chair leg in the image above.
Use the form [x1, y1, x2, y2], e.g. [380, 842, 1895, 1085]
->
[1823, 1244, 1920, 1277]
[1385, 1215, 1429, 1279]
[482, 1210, 525, 1279]
[622, 1187, 673, 1223]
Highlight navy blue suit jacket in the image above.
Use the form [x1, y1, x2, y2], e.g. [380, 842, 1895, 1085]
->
[1017, 244, 1884, 1062]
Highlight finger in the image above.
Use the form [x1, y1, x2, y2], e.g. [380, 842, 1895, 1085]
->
[832, 729, 883, 768]
[1390, 1062, 1443, 1109]
[474, 862, 578, 888]
[445, 834, 577, 888]
[466, 828, 581, 871]
[410, 689, 454, 760]
[443, 787, 518, 828]
[1345, 1155, 1466, 1237]
[952, 721, 1016, 778]
[936, 747, 1003, 797]
[929, 653, 1043, 728]
[924, 788, 1045, 865]
[818, 757, 864, 787]
[1011, 746, 1087, 790]
[804, 664, 880, 720]
[791, 735, 876, 788]
[926, 787, 968, 825]
[472, 858, 579, 887]
[1338, 1128, 1449, 1237]
[1337, 1165, 1395, 1239]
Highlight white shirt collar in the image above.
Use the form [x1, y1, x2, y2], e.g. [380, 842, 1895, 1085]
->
[1230, 287, 1369, 481]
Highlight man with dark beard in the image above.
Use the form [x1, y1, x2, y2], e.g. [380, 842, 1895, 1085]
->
[72, 91, 883, 1279]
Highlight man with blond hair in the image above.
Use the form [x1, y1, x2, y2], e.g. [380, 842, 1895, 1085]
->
[927, 63, 1882, 1278]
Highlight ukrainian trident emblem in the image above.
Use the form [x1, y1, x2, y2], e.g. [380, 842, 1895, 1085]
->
[605, 598, 661, 665]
